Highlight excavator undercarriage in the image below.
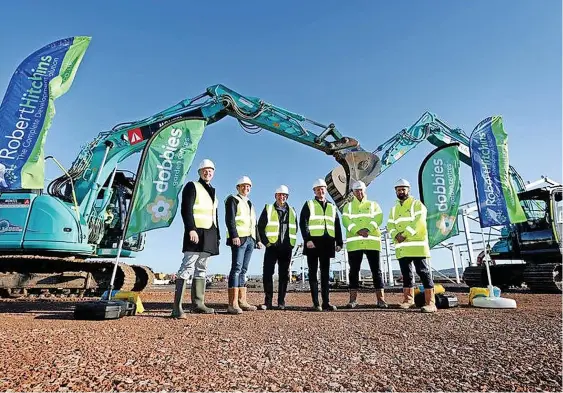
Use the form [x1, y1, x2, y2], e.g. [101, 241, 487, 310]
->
[0, 254, 155, 298]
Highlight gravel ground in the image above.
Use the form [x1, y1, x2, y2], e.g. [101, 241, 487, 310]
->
[0, 290, 560, 392]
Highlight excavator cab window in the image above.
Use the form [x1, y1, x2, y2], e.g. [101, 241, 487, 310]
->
[518, 190, 551, 231]
[98, 171, 145, 252]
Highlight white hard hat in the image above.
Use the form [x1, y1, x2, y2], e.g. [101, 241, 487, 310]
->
[352, 180, 366, 190]
[275, 185, 289, 194]
[394, 178, 411, 188]
[236, 176, 252, 187]
[198, 159, 215, 170]
[312, 178, 327, 189]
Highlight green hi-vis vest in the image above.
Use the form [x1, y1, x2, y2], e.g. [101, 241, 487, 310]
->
[265, 203, 297, 246]
[227, 195, 256, 239]
[307, 199, 336, 237]
[192, 182, 218, 229]
[342, 197, 383, 252]
[386, 196, 431, 259]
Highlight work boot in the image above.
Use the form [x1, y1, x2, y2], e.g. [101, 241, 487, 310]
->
[346, 289, 358, 309]
[171, 278, 188, 319]
[375, 288, 388, 309]
[238, 287, 257, 311]
[227, 287, 243, 315]
[191, 278, 214, 314]
[421, 288, 438, 313]
[398, 287, 416, 309]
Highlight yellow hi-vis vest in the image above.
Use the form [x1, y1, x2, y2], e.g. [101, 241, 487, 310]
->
[265, 203, 297, 246]
[386, 196, 431, 259]
[228, 195, 256, 239]
[192, 181, 218, 229]
[342, 196, 383, 252]
[307, 199, 336, 237]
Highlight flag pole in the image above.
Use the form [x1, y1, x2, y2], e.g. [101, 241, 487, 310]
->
[105, 127, 162, 301]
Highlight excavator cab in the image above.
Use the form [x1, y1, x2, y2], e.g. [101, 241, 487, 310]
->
[325, 148, 382, 209]
[513, 186, 562, 261]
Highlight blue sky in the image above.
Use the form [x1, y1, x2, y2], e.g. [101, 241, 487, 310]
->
[0, 1, 561, 277]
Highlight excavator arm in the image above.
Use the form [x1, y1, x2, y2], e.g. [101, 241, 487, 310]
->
[48, 84, 379, 222]
[326, 111, 528, 208]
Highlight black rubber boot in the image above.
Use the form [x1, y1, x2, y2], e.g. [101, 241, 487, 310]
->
[191, 278, 214, 314]
[171, 278, 187, 319]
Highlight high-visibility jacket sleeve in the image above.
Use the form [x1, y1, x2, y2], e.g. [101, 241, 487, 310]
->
[369, 202, 383, 234]
[386, 208, 397, 239]
[341, 202, 355, 234]
[404, 200, 427, 240]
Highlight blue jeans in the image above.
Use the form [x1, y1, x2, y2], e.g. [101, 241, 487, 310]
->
[228, 237, 255, 288]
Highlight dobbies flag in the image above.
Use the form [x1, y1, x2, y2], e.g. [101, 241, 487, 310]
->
[418, 143, 462, 249]
[469, 116, 526, 228]
[0, 36, 91, 190]
[124, 119, 206, 238]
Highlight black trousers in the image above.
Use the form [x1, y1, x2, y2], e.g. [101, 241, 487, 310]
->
[263, 246, 292, 306]
[398, 257, 434, 289]
[306, 255, 331, 307]
[348, 250, 384, 289]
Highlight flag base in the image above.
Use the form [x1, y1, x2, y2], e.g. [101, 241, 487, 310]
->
[471, 296, 517, 309]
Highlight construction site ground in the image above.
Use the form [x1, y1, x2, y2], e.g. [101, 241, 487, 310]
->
[0, 287, 561, 392]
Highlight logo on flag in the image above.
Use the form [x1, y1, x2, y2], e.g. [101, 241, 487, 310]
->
[0, 36, 91, 190]
[418, 143, 462, 249]
[124, 119, 206, 238]
[128, 128, 144, 145]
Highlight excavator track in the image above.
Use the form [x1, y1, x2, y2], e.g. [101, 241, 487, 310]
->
[130, 264, 155, 292]
[462, 264, 526, 290]
[523, 263, 562, 293]
[0, 255, 152, 298]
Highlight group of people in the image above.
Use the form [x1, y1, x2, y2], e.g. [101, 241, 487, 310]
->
[171, 158, 438, 319]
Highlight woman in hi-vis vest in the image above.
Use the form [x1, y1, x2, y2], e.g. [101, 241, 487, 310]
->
[299, 178, 343, 311]
[224, 176, 264, 314]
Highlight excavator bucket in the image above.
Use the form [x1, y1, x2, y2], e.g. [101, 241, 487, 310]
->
[325, 149, 381, 209]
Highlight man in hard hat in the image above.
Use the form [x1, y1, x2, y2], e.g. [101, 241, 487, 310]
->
[172, 158, 220, 319]
[386, 178, 437, 313]
[341, 180, 387, 309]
[257, 185, 298, 310]
[299, 178, 343, 311]
[225, 176, 264, 314]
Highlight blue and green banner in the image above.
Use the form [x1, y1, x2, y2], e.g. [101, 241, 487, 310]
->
[469, 116, 526, 228]
[0, 36, 91, 190]
[125, 119, 206, 238]
[418, 143, 462, 248]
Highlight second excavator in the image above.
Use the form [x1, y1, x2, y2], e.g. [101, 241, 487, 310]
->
[326, 111, 562, 292]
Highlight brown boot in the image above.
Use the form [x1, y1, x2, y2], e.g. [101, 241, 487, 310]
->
[346, 290, 358, 308]
[375, 289, 388, 308]
[227, 287, 243, 314]
[238, 287, 257, 311]
[398, 287, 416, 309]
[421, 288, 437, 313]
